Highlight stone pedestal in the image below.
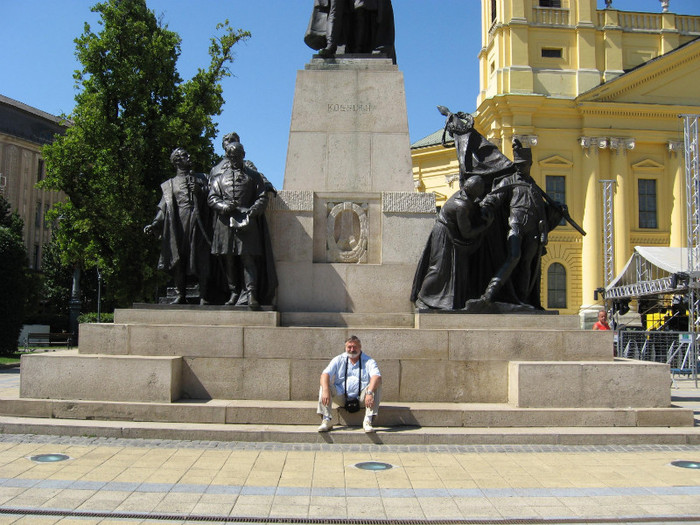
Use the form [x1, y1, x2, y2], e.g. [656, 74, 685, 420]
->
[268, 58, 436, 313]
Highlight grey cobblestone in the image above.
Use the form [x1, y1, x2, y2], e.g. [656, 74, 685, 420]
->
[1, 432, 700, 454]
[0, 434, 700, 454]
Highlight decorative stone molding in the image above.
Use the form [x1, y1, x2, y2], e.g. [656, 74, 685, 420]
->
[382, 192, 436, 214]
[513, 134, 538, 147]
[326, 201, 369, 263]
[267, 191, 314, 212]
[445, 173, 459, 188]
[668, 140, 684, 155]
[609, 137, 636, 153]
[579, 136, 608, 151]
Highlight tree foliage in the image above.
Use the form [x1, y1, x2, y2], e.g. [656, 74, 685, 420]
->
[40, 0, 249, 306]
[0, 196, 29, 354]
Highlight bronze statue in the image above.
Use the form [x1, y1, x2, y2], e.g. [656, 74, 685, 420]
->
[305, 0, 396, 64]
[208, 141, 277, 308]
[412, 108, 585, 312]
[479, 139, 584, 308]
[411, 176, 492, 310]
[145, 148, 211, 304]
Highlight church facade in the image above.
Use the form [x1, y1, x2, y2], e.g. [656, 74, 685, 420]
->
[412, 0, 700, 315]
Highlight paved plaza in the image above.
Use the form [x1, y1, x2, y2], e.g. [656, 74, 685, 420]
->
[1, 368, 699, 524]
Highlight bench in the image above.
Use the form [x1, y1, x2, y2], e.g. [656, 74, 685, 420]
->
[24, 332, 73, 351]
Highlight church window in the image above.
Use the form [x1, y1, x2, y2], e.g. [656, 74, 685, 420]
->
[542, 48, 563, 58]
[638, 179, 657, 229]
[491, 0, 497, 22]
[546, 175, 566, 225]
[547, 263, 567, 309]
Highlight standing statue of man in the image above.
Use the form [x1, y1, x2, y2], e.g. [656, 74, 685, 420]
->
[304, 0, 396, 64]
[144, 148, 211, 304]
[208, 141, 277, 308]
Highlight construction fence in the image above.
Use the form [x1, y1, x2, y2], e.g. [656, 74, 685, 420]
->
[615, 330, 699, 376]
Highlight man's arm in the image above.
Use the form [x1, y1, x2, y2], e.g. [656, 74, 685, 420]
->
[364, 374, 381, 409]
[320, 372, 332, 407]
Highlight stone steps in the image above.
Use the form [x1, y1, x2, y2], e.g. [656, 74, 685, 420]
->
[0, 397, 693, 428]
[1, 415, 699, 446]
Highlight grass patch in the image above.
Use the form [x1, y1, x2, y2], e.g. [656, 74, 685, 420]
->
[0, 352, 22, 365]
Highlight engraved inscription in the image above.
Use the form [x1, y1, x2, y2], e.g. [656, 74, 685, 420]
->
[327, 103, 372, 114]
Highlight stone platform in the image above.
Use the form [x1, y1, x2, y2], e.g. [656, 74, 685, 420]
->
[4, 308, 693, 444]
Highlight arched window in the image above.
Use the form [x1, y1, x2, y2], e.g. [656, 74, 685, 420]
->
[547, 263, 567, 309]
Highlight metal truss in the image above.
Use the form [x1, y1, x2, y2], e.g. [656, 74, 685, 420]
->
[601, 180, 616, 287]
[682, 114, 700, 384]
[605, 276, 682, 300]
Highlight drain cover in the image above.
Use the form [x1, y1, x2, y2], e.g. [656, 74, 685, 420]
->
[354, 461, 393, 471]
[29, 454, 70, 463]
[671, 460, 700, 469]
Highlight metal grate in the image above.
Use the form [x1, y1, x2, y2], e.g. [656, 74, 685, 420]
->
[1, 507, 700, 524]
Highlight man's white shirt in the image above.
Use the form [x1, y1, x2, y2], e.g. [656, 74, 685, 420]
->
[322, 352, 381, 399]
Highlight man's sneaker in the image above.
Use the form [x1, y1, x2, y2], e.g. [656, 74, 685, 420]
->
[318, 419, 333, 432]
[363, 418, 375, 433]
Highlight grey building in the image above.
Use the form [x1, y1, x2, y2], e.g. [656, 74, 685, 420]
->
[0, 94, 67, 269]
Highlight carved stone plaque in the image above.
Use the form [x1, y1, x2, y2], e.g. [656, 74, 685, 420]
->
[326, 201, 368, 263]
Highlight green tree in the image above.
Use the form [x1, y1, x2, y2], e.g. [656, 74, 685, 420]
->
[40, 0, 249, 306]
[0, 196, 29, 354]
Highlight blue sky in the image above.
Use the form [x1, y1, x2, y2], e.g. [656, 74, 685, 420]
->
[2, 0, 699, 190]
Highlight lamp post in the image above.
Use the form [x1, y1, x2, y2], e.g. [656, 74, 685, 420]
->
[68, 264, 81, 345]
[96, 266, 102, 323]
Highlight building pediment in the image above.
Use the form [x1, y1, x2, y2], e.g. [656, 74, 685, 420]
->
[631, 159, 664, 171]
[578, 39, 700, 107]
[538, 155, 573, 168]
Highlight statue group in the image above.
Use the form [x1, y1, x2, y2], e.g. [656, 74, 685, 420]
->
[145, 135, 277, 308]
[411, 108, 585, 313]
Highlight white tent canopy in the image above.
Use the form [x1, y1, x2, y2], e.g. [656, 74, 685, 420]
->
[605, 247, 688, 299]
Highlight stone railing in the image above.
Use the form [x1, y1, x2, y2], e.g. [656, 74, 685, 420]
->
[676, 15, 700, 35]
[597, 10, 700, 35]
[532, 7, 570, 26]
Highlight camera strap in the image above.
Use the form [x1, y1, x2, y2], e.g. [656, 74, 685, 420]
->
[344, 352, 362, 405]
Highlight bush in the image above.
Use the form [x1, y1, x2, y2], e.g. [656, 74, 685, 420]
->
[78, 312, 114, 324]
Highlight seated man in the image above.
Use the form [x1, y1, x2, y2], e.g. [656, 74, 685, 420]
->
[318, 335, 382, 433]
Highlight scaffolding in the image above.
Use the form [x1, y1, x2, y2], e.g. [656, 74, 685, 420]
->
[682, 114, 700, 385]
[601, 180, 616, 287]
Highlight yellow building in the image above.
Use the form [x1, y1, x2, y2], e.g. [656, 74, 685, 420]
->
[412, 0, 700, 316]
[0, 94, 67, 270]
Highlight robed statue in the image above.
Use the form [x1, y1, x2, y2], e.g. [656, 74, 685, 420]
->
[208, 140, 277, 309]
[305, 0, 396, 64]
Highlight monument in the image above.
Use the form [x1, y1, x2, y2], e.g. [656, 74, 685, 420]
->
[5, 19, 695, 443]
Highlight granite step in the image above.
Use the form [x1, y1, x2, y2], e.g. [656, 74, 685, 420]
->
[1, 415, 699, 446]
[0, 397, 693, 428]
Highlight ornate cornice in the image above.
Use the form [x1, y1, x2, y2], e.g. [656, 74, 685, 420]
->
[512, 134, 539, 147]
[668, 140, 684, 155]
[609, 137, 636, 153]
[579, 136, 609, 150]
